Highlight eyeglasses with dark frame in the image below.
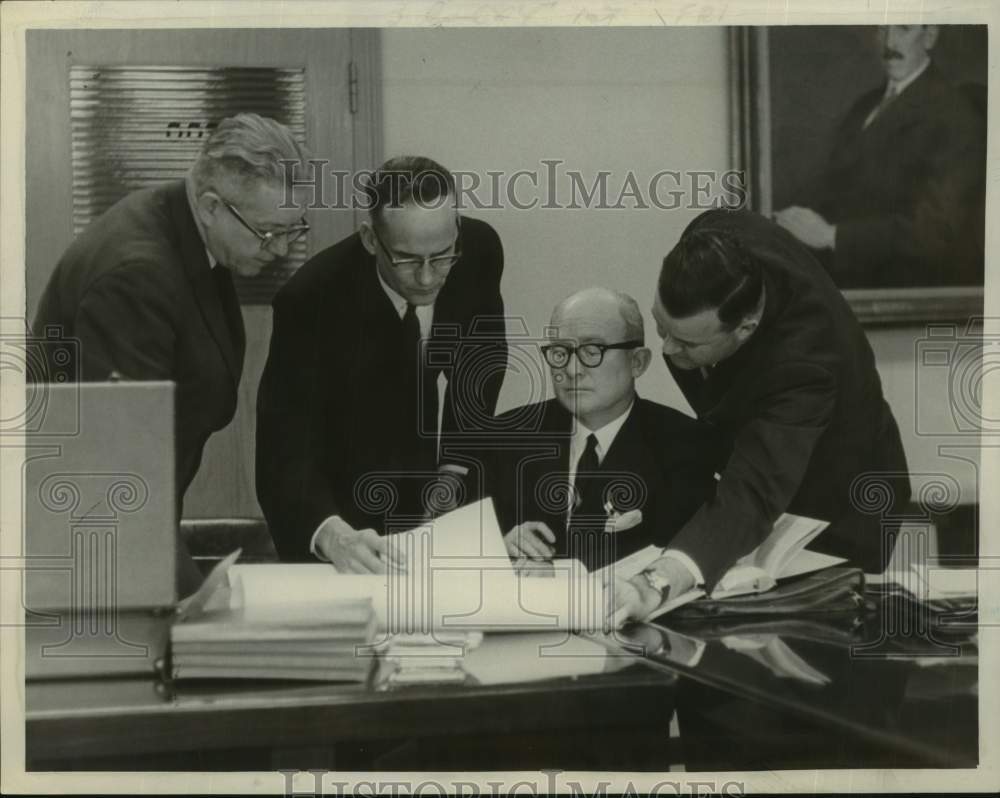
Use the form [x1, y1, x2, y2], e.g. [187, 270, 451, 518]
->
[541, 340, 644, 369]
[221, 198, 310, 252]
[370, 217, 463, 271]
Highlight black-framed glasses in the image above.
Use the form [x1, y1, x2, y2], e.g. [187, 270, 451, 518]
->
[370, 217, 462, 271]
[221, 198, 310, 252]
[541, 340, 644, 369]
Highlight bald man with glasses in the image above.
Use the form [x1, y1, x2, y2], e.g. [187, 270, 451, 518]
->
[256, 156, 507, 570]
[480, 287, 721, 574]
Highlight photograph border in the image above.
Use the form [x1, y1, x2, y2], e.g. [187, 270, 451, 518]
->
[2, 2, 998, 796]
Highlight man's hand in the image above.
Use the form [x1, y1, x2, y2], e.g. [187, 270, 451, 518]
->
[608, 575, 662, 629]
[504, 521, 556, 561]
[773, 206, 836, 250]
[608, 556, 697, 627]
[314, 516, 404, 574]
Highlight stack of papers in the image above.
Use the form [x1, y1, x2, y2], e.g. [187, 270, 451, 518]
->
[375, 631, 628, 688]
[869, 563, 978, 603]
[171, 597, 378, 682]
[377, 632, 482, 686]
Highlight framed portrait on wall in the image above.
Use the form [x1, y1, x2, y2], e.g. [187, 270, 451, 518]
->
[731, 25, 987, 325]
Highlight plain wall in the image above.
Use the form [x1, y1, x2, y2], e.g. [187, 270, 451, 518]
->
[382, 27, 733, 416]
[381, 27, 980, 506]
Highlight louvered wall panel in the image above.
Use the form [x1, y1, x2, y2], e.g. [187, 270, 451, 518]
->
[70, 66, 308, 304]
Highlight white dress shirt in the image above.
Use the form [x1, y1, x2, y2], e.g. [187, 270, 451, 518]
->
[376, 270, 435, 337]
[566, 401, 633, 514]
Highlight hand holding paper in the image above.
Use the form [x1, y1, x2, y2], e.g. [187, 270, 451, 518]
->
[504, 521, 556, 561]
[314, 516, 406, 574]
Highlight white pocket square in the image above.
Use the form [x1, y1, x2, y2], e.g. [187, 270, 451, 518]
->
[604, 508, 643, 534]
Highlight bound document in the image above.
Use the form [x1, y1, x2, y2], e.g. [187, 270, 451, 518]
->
[599, 512, 844, 621]
[171, 552, 379, 682]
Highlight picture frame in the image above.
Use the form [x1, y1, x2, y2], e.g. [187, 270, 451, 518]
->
[730, 26, 987, 325]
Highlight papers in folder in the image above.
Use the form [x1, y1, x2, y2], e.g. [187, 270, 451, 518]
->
[228, 500, 610, 633]
[594, 512, 841, 622]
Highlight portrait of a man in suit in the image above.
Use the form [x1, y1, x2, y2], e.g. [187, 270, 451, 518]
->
[772, 24, 986, 289]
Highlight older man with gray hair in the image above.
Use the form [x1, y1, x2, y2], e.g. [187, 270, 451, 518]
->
[34, 112, 312, 502]
[482, 286, 722, 573]
[33, 113, 313, 592]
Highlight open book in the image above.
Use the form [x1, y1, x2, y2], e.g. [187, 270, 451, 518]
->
[595, 512, 844, 621]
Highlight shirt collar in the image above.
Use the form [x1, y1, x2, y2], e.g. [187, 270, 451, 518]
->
[375, 268, 436, 321]
[571, 398, 635, 465]
[888, 56, 930, 98]
[376, 267, 409, 316]
[184, 176, 219, 270]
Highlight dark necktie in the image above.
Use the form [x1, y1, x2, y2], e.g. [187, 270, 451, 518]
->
[864, 84, 897, 129]
[567, 433, 611, 567]
[401, 302, 421, 380]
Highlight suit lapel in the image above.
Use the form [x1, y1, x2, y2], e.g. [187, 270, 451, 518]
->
[168, 182, 243, 383]
[520, 401, 574, 536]
[861, 67, 935, 142]
[598, 401, 653, 517]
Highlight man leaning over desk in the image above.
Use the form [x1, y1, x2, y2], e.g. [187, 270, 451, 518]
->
[257, 156, 507, 572]
[483, 287, 722, 574]
[613, 208, 911, 624]
[32, 113, 312, 594]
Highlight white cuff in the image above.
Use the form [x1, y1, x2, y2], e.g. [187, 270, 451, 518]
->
[659, 549, 705, 587]
[310, 515, 341, 562]
[438, 463, 469, 477]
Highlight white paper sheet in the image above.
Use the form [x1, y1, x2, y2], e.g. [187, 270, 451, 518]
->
[462, 632, 611, 684]
[230, 500, 609, 632]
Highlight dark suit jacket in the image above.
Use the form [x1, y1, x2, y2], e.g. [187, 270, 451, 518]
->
[256, 216, 507, 560]
[32, 180, 245, 595]
[482, 397, 722, 572]
[801, 63, 985, 288]
[665, 209, 911, 589]
[33, 180, 245, 500]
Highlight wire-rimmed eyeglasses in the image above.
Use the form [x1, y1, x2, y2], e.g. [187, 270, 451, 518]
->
[221, 198, 310, 252]
[370, 217, 462, 271]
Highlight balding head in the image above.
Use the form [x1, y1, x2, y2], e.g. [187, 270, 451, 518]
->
[545, 287, 651, 431]
[551, 287, 645, 343]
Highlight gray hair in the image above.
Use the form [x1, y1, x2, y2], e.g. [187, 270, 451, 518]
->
[615, 291, 645, 343]
[190, 113, 311, 196]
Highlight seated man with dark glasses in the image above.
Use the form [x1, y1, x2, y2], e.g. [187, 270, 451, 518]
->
[481, 287, 722, 573]
[257, 156, 507, 572]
